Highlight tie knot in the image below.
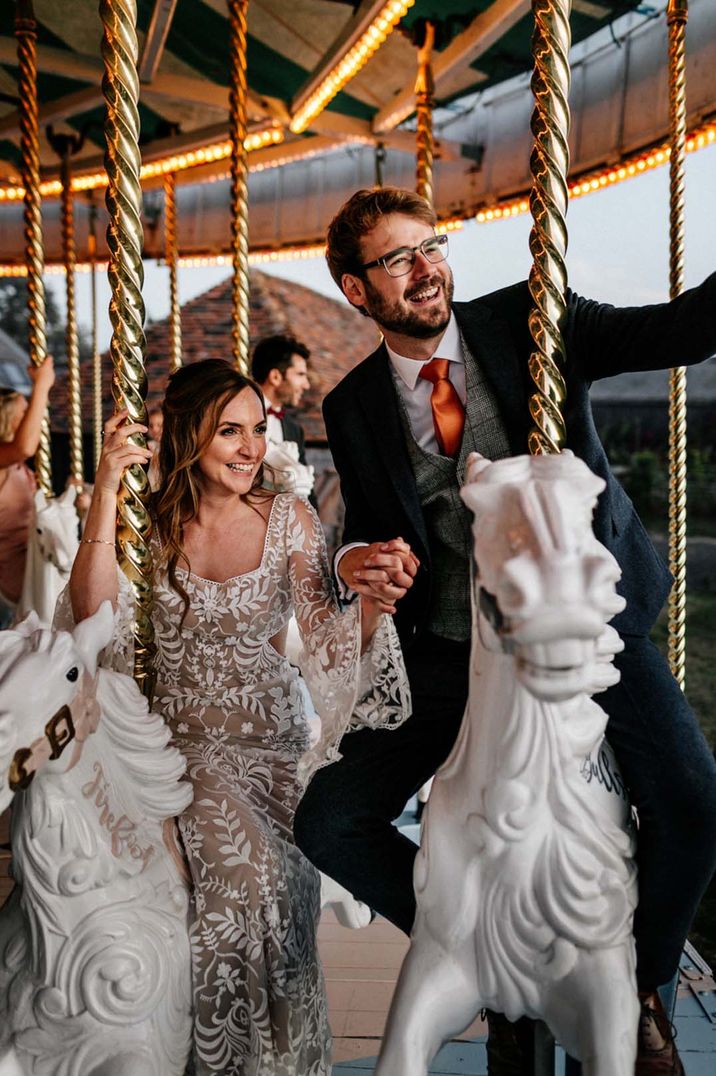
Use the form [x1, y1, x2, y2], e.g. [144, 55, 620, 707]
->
[418, 357, 450, 385]
[267, 406, 285, 419]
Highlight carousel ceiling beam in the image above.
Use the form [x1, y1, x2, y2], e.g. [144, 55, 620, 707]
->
[572, 0, 610, 16]
[290, 0, 413, 133]
[291, 0, 390, 113]
[0, 85, 102, 141]
[372, 0, 531, 134]
[307, 109, 464, 161]
[37, 118, 280, 188]
[139, 0, 179, 83]
[0, 37, 286, 123]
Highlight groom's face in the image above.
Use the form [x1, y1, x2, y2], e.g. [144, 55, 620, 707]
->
[344, 213, 454, 341]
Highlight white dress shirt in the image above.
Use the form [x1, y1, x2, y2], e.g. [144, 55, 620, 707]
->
[386, 313, 465, 454]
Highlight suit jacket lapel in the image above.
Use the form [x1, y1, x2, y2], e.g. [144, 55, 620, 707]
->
[454, 300, 530, 456]
[356, 346, 429, 554]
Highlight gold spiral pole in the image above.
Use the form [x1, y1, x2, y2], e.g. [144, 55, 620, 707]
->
[164, 172, 182, 372]
[14, 0, 52, 496]
[415, 21, 435, 206]
[100, 0, 155, 699]
[228, 0, 250, 374]
[666, 0, 689, 689]
[526, 0, 572, 456]
[59, 151, 84, 485]
[88, 198, 103, 470]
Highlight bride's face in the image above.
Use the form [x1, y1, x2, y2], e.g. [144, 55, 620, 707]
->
[197, 387, 267, 496]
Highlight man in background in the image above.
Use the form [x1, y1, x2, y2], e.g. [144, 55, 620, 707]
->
[251, 334, 316, 505]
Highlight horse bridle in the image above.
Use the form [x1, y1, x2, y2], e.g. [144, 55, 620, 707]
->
[8, 704, 76, 791]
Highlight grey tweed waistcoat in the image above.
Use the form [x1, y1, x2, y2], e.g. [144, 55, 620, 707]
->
[395, 335, 510, 640]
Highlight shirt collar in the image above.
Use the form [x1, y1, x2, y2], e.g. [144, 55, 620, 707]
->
[386, 313, 462, 391]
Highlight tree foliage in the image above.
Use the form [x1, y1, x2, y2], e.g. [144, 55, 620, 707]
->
[0, 279, 91, 365]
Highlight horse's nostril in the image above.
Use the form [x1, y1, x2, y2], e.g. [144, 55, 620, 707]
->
[66, 667, 79, 682]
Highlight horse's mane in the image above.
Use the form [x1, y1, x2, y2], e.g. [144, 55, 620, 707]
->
[94, 668, 192, 822]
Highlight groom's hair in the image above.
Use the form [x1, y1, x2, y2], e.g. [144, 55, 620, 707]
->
[325, 187, 436, 289]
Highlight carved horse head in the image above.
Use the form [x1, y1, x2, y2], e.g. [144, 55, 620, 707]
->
[0, 603, 113, 811]
[461, 451, 626, 703]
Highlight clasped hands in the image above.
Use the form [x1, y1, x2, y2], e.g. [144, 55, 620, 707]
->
[339, 539, 418, 615]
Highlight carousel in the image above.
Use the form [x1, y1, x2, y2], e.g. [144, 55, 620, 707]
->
[0, 1, 714, 1073]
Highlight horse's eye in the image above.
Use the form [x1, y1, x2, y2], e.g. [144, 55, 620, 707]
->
[36, 528, 42, 535]
[66, 667, 79, 682]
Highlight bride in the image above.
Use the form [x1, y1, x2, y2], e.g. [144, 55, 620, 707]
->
[68, 359, 413, 1076]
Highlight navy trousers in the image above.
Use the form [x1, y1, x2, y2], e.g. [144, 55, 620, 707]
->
[294, 632, 716, 991]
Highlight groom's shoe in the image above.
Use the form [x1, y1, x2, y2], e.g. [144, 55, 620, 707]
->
[485, 1010, 535, 1075]
[635, 991, 685, 1076]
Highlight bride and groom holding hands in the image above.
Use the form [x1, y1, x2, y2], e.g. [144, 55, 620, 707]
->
[72, 185, 716, 1075]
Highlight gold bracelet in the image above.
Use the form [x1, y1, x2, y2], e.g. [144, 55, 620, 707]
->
[80, 537, 115, 546]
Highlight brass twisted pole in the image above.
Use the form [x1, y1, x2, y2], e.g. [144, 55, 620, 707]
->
[59, 149, 84, 484]
[14, 0, 52, 496]
[164, 171, 182, 372]
[415, 21, 435, 206]
[228, 0, 251, 374]
[666, 0, 689, 689]
[100, 0, 155, 699]
[526, 0, 572, 456]
[88, 198, 103, 470]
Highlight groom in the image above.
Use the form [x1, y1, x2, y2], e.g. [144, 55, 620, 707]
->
[294, 186, 716, 1075]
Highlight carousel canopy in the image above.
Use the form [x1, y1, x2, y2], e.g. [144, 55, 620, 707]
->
[0, 0, 714, 263]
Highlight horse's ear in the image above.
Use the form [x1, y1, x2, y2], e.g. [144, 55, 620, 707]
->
[72, 602, 115, 677]
[12, 610, 42, 638]
[59, 484, 77, 506]
[34, 488, 46, 511]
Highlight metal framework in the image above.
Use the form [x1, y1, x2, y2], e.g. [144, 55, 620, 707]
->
[228, 0, 251, 374]
[666, 0, 689, 689]
[88, 197, 102, 469]
[14, 0, 52, 496]
[526, 0, 571, 456]
[414, 22, 435, 206]
[164, 171, 182, 372]
[100, 0, 155, 699]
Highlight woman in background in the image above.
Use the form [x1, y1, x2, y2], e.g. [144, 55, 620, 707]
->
[0, 357, 54, 627]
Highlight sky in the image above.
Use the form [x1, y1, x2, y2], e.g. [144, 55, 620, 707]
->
[54, 141, 716, 353]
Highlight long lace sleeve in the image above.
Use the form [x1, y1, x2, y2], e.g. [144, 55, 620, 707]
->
[283, 495, 410, 783]
[53, 569, 137, 676]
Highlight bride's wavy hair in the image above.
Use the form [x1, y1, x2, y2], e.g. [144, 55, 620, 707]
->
[153, 359, 271, 614]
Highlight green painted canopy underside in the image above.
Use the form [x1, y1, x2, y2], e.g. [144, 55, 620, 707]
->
[0, 0, 645, 172]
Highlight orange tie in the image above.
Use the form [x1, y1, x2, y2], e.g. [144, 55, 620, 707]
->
[418, 358, 465, 458]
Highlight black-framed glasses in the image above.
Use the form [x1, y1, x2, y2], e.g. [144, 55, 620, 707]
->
[359, 233, 449, 278]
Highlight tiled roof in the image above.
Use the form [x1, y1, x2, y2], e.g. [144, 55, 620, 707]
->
[51, 269, 382, 442]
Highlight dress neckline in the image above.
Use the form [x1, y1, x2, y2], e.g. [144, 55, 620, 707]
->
[178, 492, 283, 586]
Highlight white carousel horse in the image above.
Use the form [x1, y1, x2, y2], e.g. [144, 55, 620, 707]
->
[375, 451, 639, 1076]
[0, 603, 193, 1076]
[16, 486, 80, 628]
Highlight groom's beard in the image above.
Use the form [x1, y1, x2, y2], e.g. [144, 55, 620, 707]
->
[363, 268, 455, 340]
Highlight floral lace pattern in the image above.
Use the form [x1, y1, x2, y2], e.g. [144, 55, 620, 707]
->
[58, 494, 409, 1075]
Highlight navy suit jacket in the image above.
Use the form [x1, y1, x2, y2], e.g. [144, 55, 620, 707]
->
[323, 275, 716, 645]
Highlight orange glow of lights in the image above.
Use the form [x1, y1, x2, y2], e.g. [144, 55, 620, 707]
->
[474, 121, 716, 224]
[290, 0, 414, 134]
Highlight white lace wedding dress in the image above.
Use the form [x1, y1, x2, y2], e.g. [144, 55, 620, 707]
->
[59, 492, 409, 1076]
